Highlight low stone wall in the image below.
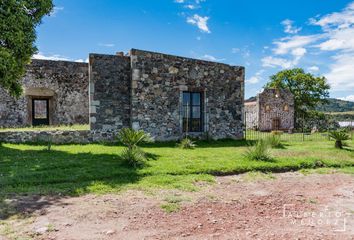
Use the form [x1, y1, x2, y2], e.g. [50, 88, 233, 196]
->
[0, 130, 119, 144]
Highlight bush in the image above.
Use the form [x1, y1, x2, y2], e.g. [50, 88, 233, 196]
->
[117, 128, 152, 167]
[121, 146, 146, 167]
[244, 139, 272, 161]
[271, 130, 283, 136]
[329, 130, 350, 149]
[266, 135, 282, 148]
[178, 138, 196, 149]
[118, 128, 152, 149]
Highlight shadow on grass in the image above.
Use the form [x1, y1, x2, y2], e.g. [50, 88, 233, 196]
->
[0, 144, 143, 220]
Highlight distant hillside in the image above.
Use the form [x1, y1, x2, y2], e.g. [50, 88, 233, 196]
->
[316, 98, 354, 113]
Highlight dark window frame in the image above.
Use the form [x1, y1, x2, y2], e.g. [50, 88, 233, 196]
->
[182, 91, 204, 133]
[32, 98, 50, 126]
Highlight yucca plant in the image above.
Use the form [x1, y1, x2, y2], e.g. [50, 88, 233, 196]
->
[329, 130, 349, 149]
[117, 128, 152, 167]
[244, 139, 272, 161]
[178, 138, 196, 149]
[266, 135, 282, 148]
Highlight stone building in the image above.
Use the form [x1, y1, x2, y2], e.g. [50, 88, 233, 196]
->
[0, 60, 89, 127]
[245, 88, 295, 131]
[0, 49, 245, 141]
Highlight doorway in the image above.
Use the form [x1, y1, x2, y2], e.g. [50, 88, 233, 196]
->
[272, 118, 281, 130]
[32, 99, 50, 126]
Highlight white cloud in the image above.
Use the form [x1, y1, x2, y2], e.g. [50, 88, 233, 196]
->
[175, 0, 184, 3]
[273, 35, 320, 55]
[187, 14, 211, 33]
[310, 1, 354, 91]
[33, 52, 88, 63]
[281, 19, 302, 34]
[339, 95, 354, 102]
[324, 53, 354, 91]
[310, 2, 354, 30]
[51, 6, 64, 17]
[200, 54, 225, 62]
[308, 66, 320, 72]
[185, 4, 198, 9]
[291, 47, 307, 57]
[32, 53, 70, 61]
[98, 43, 115, 48]
[261, 56, 299, 69]
[231, 48, 240, 53]
[246, 70, 264, 84]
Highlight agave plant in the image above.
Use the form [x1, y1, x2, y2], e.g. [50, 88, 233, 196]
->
[329, 130, 349, 149]
[117, 128, 152, 167]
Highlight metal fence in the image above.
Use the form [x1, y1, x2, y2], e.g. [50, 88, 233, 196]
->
[244, 111, 354, 142]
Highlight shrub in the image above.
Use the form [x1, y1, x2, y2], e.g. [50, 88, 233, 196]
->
[117, 128, 152, 167]
[266, 135, 282, 148]
[118, 128, 152, 149]
[178, 138, 196, 149]
[329, 130, 350, 149]
[271, 130, 283, 136]
[121, 146, 146, 167]
[244, 139, 272, 161]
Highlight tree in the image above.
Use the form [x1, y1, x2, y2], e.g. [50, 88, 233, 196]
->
[265, 68, 330, 116]
[0, 0, 53, 97]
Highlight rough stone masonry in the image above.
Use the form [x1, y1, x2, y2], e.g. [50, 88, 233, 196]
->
[90, 49, 245, 141]
[0, 49, 245, 142]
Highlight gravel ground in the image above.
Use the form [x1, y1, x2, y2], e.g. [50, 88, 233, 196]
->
[1, 172, 353, 240]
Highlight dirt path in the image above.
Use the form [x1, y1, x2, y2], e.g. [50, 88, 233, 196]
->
[1, 172, 353, 240]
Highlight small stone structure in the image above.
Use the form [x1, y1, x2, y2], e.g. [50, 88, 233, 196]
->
[90, 49, 245, 141]
[245, 88, 295, 131]
[0, 60, 89, 127]
[0, 49, 245, 142]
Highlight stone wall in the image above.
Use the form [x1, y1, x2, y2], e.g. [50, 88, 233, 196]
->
[245, 102, 258, 129]
[130, 49, 244, 141]
[0, 59, 89, 127]
[89, 54, 131, 133]
[0, 130, 91, 144]
[0, 130, 119, 144]
[258, 88, 295, 131]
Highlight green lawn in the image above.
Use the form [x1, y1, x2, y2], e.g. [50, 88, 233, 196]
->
[245, 130, 354, 141]
[0, 139, 353, 198]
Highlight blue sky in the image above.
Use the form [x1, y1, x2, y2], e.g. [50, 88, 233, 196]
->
[35, 0, 354, 101]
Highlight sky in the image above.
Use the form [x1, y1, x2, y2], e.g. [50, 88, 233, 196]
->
[34, 0, 354, 101]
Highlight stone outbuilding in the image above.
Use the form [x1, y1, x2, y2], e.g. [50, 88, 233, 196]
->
[0, 49, 245, 141]
[245, 88, 295, 131]
[0, 60, 89, 127]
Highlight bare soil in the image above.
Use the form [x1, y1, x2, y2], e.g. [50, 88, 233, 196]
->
[1, 172, 353, 240]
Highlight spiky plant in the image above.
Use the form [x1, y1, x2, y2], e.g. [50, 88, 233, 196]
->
[178, 138, 196, 149]
[266, 135, 282, 148]
[117, 128, 152, 167]
[329, 130, 350, 149]
[244, 139, 272, 161]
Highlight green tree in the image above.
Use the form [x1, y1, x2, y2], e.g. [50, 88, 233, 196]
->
[0, 0, 53, 97]
[265, 68, 330, 115]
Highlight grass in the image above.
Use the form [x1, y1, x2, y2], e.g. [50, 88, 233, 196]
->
[0, 124, 89, 132]
[160, 203, 181, 213]
[246, 129, 354, 142]
[0, 139, 353, 200]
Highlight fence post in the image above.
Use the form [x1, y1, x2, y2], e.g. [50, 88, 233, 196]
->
[302, 114, 305, 142]
[244, 111, 247, 141]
